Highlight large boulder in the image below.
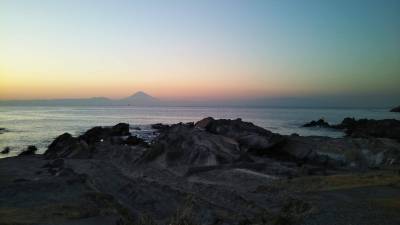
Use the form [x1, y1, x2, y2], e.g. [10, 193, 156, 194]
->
[140, 123, 242, 167]
[80, 123, 130, 144]
[197, 118, 286, 155]
[195, 117, 214, 129]
[45, 133, 90, 159]
[111, 123, 130, 136]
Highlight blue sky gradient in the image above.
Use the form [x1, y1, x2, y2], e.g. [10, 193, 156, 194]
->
[1, 0, 399, 102]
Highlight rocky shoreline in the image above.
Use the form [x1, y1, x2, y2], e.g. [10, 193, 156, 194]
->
[1, 118, 400, 225]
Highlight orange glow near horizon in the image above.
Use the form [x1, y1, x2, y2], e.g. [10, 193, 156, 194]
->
[0, 68, 276, 100]
[2, 1, 399, 101]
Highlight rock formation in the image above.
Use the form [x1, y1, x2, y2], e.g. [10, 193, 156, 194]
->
[1, 147, 10, 154]
[302, 119, 331, 128]
[0, 127, 8, 134]
[302, 117, 400, 141]
[18, 145, 38, 156]
[390, 106, 400, 112]
[1, 118, 400, 225]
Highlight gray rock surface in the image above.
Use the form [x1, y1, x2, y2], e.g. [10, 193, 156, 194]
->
[1, 118, 400, 225]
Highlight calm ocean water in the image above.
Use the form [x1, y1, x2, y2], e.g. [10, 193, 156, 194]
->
[1, 106, 399, 157]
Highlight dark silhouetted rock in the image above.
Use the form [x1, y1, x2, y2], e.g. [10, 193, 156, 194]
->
[79, 126, 108, 144]
[45, 133, 90, 159]
[390, 106, 400, 112]
[1, 147, 10, 154]
[79, 123, 130, 144]
[111, 123, 130, 136]
[303, 117, 400, 141]
[140, 123, 241, 167]
[2, 121, 400, 225]
[302, 119, 331, 128]
[125, 135, 146, 146]
[335, 118, 400, 141]
[198, 117, 286, 155]
[0, 128, 8, 134]
[195, 117, 214, 129]
[332, 117, 358, 129]
[151, 123, 170, 130]
[18, 145, 37, 156]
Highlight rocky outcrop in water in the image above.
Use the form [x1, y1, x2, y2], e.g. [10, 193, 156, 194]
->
[390, 106, 400, 112]
[302, 119, 331, 128]
[0, 127, 8, 134]
[302, 117, 400, 141]
[1, 118, 400, 225]
[331, 118, 400, 141]
[18, 145, 38, 156]
[151, 123, 170, 131]
[282, 135, 400, 168]
[1, 147, 10, 154]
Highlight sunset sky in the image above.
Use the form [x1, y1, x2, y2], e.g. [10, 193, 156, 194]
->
[1, 0, 400, 100]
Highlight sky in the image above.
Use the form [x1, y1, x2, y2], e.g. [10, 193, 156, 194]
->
[1, 0, 400, 101]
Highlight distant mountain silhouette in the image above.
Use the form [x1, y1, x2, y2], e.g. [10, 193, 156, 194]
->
[118, 91, 160, 105]
[0, 92, 398, 107]
[0, 91, 161, 106]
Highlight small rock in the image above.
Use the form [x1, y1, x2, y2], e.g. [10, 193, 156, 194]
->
[1, 147, 10, 154]
[18, 145, 38, 156]
[302, 119, 331, 128]
[151, 123, 170, 130]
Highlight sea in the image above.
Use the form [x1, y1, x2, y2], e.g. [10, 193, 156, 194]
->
[1, 106, 399, 158]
